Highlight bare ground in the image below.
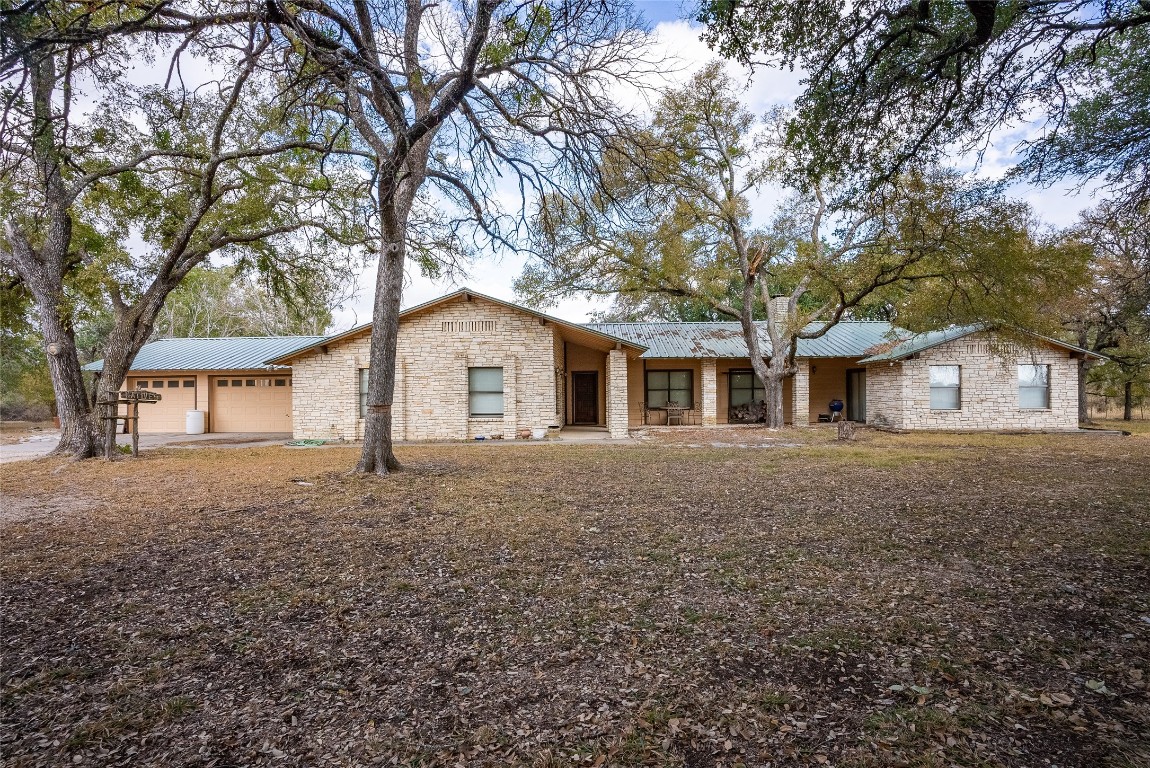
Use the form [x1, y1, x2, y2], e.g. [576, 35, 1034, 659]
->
[1, 427, 1148, 767]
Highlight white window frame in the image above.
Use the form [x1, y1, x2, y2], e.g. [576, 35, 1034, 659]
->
[1018, 364, 1051, 409]
[468, 367, 504, 417]
[928, 365, 961, 410]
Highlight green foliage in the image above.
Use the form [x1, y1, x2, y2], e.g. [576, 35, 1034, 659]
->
[696, 0, 1150, 203]
[154, 265, 338, 339]
[519, 62, 1086, 342]
[0, 282, 53, 419]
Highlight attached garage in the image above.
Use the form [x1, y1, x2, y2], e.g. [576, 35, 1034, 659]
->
[212, 376, 293, 432]
[85, 335, 324, 434]
[125, 376, 197, 433]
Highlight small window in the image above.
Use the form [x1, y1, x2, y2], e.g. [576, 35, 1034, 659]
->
[1019, 364, 1050, 409]
[646, 369, 692, 408]
[359, 368, 369, 418]
[245, 379, 255, 387]
[167, 380, 179, 387]
[468, 367, 504, 417]
[929, 365, 961, 410]
[274, 379, 286, 387]
[182, 380, 195, 388]
[152, 381, 164, 388]
[218, 380, 228, 387]
[231, 379, 242, 386]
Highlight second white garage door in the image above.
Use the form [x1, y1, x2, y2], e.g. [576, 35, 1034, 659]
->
[212, 376, 293, 432]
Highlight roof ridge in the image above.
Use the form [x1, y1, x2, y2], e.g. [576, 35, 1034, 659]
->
[151, 334, 328, 341]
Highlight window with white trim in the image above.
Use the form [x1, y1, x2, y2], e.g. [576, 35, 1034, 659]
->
[468, 367, 504, 417]
[1018, 364, 1050, 409]
[929, 365, 961, 410]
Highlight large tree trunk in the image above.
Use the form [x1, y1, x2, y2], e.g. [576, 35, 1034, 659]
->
[1123, 380, 1133, 421]
[761, 367, 786, 428]
[1077, 358, 1092, 425]
[38, 291, 100, 458]
[356, 235, 406, 475]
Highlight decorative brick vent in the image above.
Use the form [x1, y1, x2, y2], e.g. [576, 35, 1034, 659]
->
[442, 320, 497, 333]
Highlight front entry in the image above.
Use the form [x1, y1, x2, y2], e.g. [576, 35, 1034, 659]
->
[846, 368, 867, 422]
[572, 371, 598, 425]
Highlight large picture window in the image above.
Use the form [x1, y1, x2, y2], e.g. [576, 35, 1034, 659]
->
[929, 365, 961, 410]
[359, 368, 369, 418]
[469, 367, 504, 417]
[646, 369, 693, 408]
[1018, 364, 1050, 409]
[729, 369, 766, 406]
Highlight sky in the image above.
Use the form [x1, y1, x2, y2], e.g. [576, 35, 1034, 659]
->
[97, 1, 1100, 332]
[275, 4, 1109, 331]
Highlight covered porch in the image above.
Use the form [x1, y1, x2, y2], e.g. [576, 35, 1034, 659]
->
[620, 356, 869, 428]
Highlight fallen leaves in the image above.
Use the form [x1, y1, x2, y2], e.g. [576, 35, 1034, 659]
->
[1, 431, 1148, 766]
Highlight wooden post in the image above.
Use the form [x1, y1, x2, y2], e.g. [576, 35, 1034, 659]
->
[131, 401, 140, 457]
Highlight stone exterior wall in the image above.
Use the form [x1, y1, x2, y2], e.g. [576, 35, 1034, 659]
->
[606, 349, 629, 438]
[864, 363, 905, 429]
[791, 361, 810, 427]
[290, 297, 558, 441]
[701, 359, 717, 426]
[865, 333, 1079, 430]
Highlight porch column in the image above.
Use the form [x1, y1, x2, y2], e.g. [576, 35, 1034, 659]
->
[701, 359, 718, 426]
[792, 359, 810, 426]
[502, 355, 519, 440]
[606, 349, 629, 439]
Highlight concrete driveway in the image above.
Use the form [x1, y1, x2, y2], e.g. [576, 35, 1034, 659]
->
[0, 431, 291, 463]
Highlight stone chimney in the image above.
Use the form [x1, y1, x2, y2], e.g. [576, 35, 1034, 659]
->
[769, 295, 790, 323]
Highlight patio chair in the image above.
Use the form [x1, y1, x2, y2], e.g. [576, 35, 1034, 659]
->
[665, 402, 686, 426]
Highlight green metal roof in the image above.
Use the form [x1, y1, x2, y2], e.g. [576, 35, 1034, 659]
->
[585, 321, 900, 359]
[83, 336, 327, 373]
[857, 324, 1104, 363]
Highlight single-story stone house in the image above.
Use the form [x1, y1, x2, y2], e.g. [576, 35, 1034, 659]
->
[93, 288, 1100, 436]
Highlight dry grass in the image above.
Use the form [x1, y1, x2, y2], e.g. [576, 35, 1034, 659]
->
[1, 430, 1148, 767]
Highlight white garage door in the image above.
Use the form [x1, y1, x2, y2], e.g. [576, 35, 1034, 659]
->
[126, 377, 197, 433]
[212, 376, 293, 432]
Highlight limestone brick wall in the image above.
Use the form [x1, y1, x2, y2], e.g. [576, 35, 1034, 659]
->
[553, 333, 566, 426]
[791, 360, 810, 427]
[606, 349, 630, 438]
[866, 333, 1079, 430]
[701, 359, 718, 426]
[864, 363, 905, 429]
[290, 297, 558, 441]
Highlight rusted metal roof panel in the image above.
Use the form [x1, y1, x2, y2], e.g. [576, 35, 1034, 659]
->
[585, 321, 899, 359]
[82, 336, 327, 373]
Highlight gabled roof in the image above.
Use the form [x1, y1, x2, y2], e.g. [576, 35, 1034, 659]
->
[83, 335, 327, 373]
[857, 324, 1104, 363]
[264, 288, 647, 365]
[585, 320, 899, 359]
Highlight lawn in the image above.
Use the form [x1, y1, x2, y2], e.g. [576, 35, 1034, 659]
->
[1, 428, 1148, 766]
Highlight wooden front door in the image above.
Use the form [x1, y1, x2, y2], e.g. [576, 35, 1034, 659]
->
[572, 371, 598, 424]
